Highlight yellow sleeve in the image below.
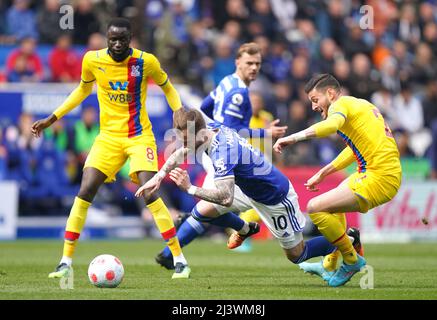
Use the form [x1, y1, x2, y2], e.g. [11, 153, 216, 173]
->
[310, 113, 346, 137]
[160, 79, 182, 111]
[80, 51, 96, 83]
[331, 147, 356, 170]
[146, 53, 182, 111]
[53, 81, 94, 119]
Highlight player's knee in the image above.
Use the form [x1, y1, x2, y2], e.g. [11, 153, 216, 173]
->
[190, 207, 213, 223]
[306, 199, 319, 214]
[77, 184, 98, 202]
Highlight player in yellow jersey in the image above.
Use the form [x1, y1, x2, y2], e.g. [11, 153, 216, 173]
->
[274, 74, 402, 287]
[31, 18, 190, 279]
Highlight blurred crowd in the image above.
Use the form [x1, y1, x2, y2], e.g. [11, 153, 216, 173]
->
[1, 0, 437, 217]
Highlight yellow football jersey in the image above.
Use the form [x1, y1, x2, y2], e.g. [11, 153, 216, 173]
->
[328, 96, 401, 175]
[249, 110, 273, 153]
[81, 48, 168, 138]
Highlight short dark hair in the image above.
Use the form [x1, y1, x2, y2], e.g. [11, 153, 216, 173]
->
[304, 74, 341, 94]
[107, 17, 131, 31]
[173, 108, 206, 134]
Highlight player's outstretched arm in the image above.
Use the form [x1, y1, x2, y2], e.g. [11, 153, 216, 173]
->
[31, 80, 94, 138]
[169, 168, 235, 207]
[31, 114, 58, 138]
[304, 163, 337, 192]
[135, 147, 190, 197]
[273, 127, 316, 153]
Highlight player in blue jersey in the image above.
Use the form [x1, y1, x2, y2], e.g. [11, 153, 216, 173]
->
[136, 109, 339, 270]
[154, 43, 287, 268]
[200, 42, 286, 139]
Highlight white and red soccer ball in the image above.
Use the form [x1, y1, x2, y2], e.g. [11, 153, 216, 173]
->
[88, 254, 124, 288]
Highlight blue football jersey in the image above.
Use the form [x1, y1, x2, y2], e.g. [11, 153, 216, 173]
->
[200, 73, 266, 138]
[208, 125, 289, 205]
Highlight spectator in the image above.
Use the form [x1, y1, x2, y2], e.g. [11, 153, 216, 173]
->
[348, 53, 379, 100]
[371, 84, 396, 129]
[419, 1, 437, 31]
[0, 129, 7, 180]
[186, 21, 214, 91]
[393, 82, 430, 157]
[7, 53, 36, 82]
[391, 40, 414, 82]
[317, 38, 340, 74]
[393, 82, 424, 134]
[379, 55, 401, 93]
[86, 32, 106, 51]
[294, 19, 320, 60]
[222, 20, 243, 51]
[262, 40, 292, 83]
[423, 80, 437, 129]
[396, 3, 421, 47]
[0, 1, 8, 36]
[269, 81, 292, 123]
[6, 0, 38, 42]
[366, 0, 399, 41]
[6, 37, 43, 82]
[74, 106, 99, 167]
[210, 35, 235, 86]
[247, 0, 279, 40]
[423, 22, 437, 56]
[410, 42, 437, 92]
[332, 59, 352, 92]
[37, 0, 64, 44]
[270, 0, 297, 33]
[73, 0, 101, 45]
[212, 0, 249, 30]
[4, 113, 42, 184]
[282, 100, 318, 166]
[248, 91, 273, 155]
[343, 23, 372, 59]
[155, 0, 192, 77]
[425, 81, 437, 179]
[43, 119, 78, 184]
[49, 34, 81, 82]
[317, 0, 347, 46]
[289, 55, 310, 101]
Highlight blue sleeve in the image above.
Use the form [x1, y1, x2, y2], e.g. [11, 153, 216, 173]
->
[211, 134, 238, 180]
[200, 93, 214, 119]
[234, 126, 266, 139]
[221, 89, 266, 138]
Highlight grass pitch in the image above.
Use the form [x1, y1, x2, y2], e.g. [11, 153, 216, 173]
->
[0, 239, 436, 300]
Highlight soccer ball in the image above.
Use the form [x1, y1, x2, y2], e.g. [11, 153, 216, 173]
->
[88, 254, 124, 288]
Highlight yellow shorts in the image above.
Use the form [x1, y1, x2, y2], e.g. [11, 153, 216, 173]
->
[347, 171, 401, 213]
[84, 133, 158, 184]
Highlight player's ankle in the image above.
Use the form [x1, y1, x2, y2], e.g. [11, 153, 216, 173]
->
[238, 222, 250, 235]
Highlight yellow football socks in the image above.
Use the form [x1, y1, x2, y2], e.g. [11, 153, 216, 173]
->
[309, 212, 357, 265]
[147, 197, 182, 257]
[322, 213, 347, 271]
[63, 197, 91, 258]
[239, 209, 261, 224]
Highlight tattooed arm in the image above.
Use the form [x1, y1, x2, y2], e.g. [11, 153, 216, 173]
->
[159, 147, 190, 176]
[135, 147, 190, 197]
[169, 168, 235, 207]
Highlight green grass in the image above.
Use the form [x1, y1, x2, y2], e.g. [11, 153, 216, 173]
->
[0, 239, 436, 300]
